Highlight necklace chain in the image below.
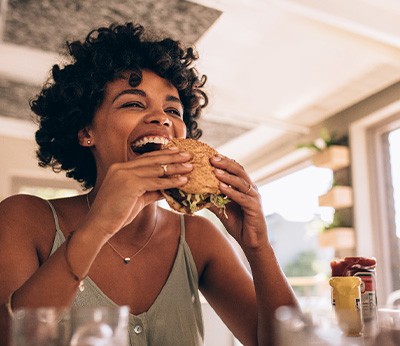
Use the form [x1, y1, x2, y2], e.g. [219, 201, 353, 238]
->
[86, 194, 157, 264]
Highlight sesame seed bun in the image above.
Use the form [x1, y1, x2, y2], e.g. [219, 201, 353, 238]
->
[164, 138, 220, 194]
[161, 138, 228, 214]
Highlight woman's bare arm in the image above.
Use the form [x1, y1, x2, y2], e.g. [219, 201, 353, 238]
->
[188, 216, 297, 346]
[0, 195, 105, 345]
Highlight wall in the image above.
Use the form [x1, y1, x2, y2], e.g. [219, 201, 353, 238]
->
[247, 80, 400, 184]
[0, 129, 82, 201]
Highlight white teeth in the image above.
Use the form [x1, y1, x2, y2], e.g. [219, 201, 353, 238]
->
[132, 136, 170, 148]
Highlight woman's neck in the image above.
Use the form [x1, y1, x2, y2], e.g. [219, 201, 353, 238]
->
[109, 203, 158, 245]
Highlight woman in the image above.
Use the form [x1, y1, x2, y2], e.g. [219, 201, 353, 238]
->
[0, 23, 297, 345]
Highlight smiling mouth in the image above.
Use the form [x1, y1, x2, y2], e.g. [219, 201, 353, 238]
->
[131, 136, 170, 155]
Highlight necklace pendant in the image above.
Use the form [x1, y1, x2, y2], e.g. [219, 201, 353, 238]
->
[124, 257, 131, 264]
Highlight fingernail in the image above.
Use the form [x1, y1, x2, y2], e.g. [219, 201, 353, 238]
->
[182, 162, 192, 168]
[215, 168, 224, 175]
[179, 152, 191, 157]
[169, 146, 179, 151]
[178, 176, 188, 182]
[213, 155, 222, 161]
[220, 182, 228, 188]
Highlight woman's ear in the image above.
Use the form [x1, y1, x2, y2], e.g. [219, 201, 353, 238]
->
[78, 128, 94, 147]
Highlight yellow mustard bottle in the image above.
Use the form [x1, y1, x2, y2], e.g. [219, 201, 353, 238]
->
[329, 276, 363, 337]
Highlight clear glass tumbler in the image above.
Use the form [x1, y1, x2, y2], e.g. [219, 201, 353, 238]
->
[373, 308, 400, 345]
[69, 305, 130, 346]
[11, 307, 71, 346]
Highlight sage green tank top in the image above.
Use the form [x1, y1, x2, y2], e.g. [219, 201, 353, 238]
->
[47, 200, 204, 346]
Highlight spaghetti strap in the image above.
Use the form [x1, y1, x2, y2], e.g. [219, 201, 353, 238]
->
[46, 200, 62, 234]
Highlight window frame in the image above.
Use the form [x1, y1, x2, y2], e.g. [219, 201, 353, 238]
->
[350, 99, 400, 303]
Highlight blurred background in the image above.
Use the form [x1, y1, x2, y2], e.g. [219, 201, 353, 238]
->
[1, 1, 400, 345]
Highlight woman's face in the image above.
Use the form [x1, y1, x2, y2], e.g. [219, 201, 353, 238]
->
[85, 69, 186, 176]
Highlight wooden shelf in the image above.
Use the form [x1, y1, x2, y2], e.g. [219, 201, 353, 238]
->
[318, 227, 355, 250]
[319, 186, 352, 209]
[312, 145, 350, 171]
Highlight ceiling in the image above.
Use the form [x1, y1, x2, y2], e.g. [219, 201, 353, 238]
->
[1, 0, 400, 167]
[191, 0, 400, 159]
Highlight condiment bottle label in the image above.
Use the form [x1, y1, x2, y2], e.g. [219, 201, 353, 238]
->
[329, 276, 363, 337]
[353, 271, 377, 322]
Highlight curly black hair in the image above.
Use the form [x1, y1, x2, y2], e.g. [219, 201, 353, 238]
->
[31, 22, 208, 189]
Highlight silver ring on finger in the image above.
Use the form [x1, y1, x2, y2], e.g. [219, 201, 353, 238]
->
[161, 164, 168, 177]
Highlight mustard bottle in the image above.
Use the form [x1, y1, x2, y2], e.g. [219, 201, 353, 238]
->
[329, 276, 363, 337]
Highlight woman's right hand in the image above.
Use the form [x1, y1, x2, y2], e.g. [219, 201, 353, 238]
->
[84, 147, 192, 239]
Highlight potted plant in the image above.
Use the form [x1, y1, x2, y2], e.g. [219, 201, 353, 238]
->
[298, 128, 350, 170]
[318, 212, 355, 250]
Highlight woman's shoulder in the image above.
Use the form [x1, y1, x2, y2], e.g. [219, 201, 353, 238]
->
[184, 213, 227, 242]
[0, 194, 56, 250]
[0, 194, 56, 230]
[182, 213, 234, 271]
[0, 193, 50, 218]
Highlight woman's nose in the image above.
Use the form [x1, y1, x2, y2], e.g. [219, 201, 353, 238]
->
[146, 112, 172, 127]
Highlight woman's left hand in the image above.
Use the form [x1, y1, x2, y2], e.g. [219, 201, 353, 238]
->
[209, 155, 268, 251]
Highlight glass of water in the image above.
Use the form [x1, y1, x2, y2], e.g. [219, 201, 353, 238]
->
[373, 308, 400, 346]
[11, 307, 71, 346]
[70, 305, 130, 346]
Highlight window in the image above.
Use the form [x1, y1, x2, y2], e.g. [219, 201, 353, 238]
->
[17, 186, 79, 199]
[350, 100, 400, 302]
[259, 165, 334, 299]
[389, 129, 400, 238]
[370, 119, 400, 293]
[11, 174, 81, 199]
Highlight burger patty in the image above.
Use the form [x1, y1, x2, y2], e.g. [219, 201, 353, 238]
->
[165, 189, 186, 203]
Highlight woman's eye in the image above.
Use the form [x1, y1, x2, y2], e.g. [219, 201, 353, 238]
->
[120, 101, 144, 109]
[166, 109, 182, 118]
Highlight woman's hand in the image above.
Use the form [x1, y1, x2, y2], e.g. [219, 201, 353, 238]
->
[209, 155, 268, 251]
[85, 147, 193, 239]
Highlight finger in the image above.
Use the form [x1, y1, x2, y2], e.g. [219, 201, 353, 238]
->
[218, 181, 260, 209]
[160, 163, 168, 177]
[141, 191, 163, 206]
[214, 168, 256, 195]
[124, 150, 193, 170]
[156, 162, 193, 177]
[138, 175, 188, 193]
[120, 161, 193, 178]
[211, 155, 251, 181]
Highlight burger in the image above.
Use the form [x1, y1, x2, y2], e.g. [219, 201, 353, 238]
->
[161, 138, 230, 215]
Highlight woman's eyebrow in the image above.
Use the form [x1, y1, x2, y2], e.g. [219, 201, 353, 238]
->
[112, 89, 182, 108]
[166, 95, 183, 107]
[112, 89, 146, 103]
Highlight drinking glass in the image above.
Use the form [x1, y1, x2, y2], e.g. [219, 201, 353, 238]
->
[275, 305, 344, 345]
[372, 308, 400, 345]
[10, 307, 71, 346]
[69, 305, 130, 346]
